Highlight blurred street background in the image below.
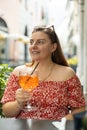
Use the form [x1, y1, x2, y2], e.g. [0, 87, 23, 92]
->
[0, 0, 87, 94]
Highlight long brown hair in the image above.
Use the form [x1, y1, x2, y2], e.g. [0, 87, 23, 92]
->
[31, 25, 69, 66]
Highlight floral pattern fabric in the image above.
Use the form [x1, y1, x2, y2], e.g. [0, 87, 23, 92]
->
[1, 73, 85, 120]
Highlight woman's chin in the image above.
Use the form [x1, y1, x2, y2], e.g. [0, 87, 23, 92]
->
[32, 58, 40, 62]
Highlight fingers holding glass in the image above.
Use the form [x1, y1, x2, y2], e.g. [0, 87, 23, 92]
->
[16, 88, 32, 109]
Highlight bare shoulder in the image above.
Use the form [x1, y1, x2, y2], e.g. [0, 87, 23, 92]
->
[63, 66, 76, 78]
[54, 64, 76, 81]
[12, 65, 28, 76]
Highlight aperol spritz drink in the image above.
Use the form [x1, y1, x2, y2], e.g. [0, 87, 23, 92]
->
[19, 72, 39, 111]
[19, 74, 38, 91]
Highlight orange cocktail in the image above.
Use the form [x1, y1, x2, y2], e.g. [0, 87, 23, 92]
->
[19, 74, 39, 91]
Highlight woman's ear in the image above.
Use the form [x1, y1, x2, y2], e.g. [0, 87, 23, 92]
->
[51, 43, 57, 53]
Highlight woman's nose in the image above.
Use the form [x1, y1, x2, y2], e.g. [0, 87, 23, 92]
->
[31, 42, 38, 47]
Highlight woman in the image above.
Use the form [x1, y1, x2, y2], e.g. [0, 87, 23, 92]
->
[1, 25, 85, 120]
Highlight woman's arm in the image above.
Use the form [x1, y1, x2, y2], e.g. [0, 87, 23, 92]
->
[2, 100, 22, 117]
[65, 106, 86, 120]
[2, 88, 32, 117]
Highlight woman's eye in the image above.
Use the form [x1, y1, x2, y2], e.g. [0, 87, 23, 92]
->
[37, 40, 44, 45]
[30, 40, 34, 45]
[29, 39, 45, 46]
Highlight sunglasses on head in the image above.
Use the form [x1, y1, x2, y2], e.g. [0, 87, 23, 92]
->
[33, 25, 55, 32]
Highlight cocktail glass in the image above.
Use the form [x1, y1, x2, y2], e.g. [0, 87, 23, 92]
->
[19, 71, 39, 111]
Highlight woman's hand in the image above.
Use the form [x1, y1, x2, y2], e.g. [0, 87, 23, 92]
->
[2, 88, 32, 117]
[16, 88, 32, 109]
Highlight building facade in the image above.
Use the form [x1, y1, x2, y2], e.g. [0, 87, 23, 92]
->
[0, 0, 47, 67]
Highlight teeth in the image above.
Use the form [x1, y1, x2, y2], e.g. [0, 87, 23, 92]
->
[32, 51, 39, 54]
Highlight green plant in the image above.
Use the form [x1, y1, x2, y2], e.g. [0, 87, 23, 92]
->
[0, 64, 13, 117]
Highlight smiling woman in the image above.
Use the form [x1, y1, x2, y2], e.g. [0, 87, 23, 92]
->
[1, 25, 86, 120]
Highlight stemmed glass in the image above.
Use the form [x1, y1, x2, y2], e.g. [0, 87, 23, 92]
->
[19, 63, 39, 111]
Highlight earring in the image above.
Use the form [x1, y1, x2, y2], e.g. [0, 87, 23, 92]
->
[52, 52, 54, 57]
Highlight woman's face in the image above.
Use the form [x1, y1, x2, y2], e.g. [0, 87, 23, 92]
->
[29, 31, 57, 62]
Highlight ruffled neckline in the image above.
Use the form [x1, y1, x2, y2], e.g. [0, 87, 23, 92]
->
[12, 72, 77, 84]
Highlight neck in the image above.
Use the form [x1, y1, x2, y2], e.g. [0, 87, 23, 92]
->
[36, 59, 54, 69]
[35, 60, 55, 81]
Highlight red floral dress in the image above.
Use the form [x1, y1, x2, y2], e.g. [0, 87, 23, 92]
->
[1, 73, 85, 120]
